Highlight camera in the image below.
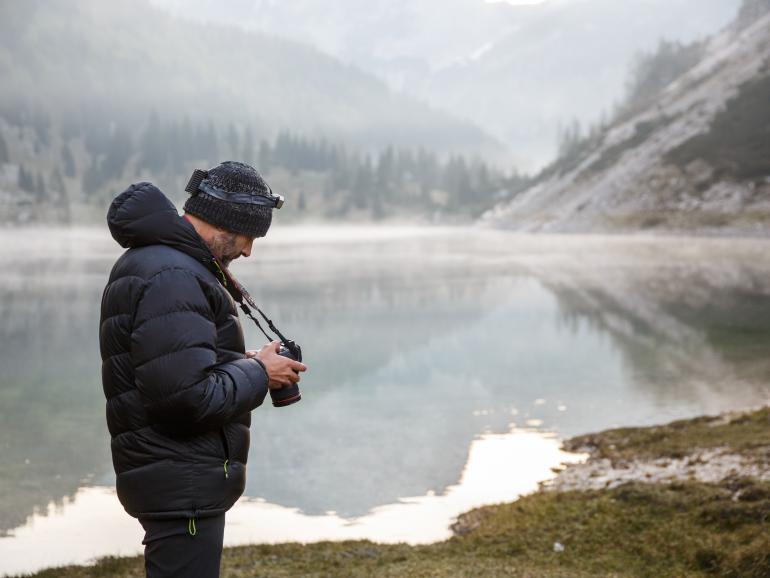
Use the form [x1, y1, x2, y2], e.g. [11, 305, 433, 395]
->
[269, 339, 303, 407]
[207, 254, 305, 408]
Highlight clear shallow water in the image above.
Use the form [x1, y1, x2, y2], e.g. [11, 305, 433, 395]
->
[0, 226, 769, 575]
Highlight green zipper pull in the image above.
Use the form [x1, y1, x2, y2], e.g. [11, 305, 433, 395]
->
[188, 517, 197, 536]
[223, 459, 229, 479]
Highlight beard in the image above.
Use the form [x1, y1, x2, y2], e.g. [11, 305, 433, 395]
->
[208, 231, 240, 269]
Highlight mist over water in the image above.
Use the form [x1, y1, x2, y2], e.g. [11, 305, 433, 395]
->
[1, 226, 768, 575]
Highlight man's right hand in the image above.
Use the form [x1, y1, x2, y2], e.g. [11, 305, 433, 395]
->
[248, 341, 307, 390]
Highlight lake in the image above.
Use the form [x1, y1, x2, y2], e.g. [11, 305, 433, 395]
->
[0, 226, 768, 576]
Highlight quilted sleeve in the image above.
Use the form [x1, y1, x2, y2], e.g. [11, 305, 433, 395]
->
[130, 267, 268, 431]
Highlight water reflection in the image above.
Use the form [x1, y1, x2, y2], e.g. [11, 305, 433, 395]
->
[0, 429, 581, 576]
[0, 230, 111, 535]
[0, 227, 768, 571]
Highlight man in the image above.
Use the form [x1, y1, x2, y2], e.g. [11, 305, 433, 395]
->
[99, 161, 306, 577]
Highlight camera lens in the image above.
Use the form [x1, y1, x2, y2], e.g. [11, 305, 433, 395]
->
[269, 384, 301, 407]
[269, 343, 302, 407]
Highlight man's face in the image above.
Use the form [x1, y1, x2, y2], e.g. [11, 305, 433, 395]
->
[209, 229, 256, 268]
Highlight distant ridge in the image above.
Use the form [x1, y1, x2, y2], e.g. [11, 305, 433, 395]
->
[0, 0, 500, 156]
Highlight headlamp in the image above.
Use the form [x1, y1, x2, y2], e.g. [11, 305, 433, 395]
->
[184, 168, 284, 209]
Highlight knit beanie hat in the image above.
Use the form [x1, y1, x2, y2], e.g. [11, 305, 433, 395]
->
[184, 161, 277, 238]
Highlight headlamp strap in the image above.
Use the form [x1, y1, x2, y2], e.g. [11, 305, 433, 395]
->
[185, 168, 284, 208]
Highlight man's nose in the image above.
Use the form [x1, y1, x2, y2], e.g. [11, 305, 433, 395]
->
[241, 239, 254, 258]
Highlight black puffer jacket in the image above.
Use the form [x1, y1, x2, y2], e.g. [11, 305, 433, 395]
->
[100, 182, 268, 520]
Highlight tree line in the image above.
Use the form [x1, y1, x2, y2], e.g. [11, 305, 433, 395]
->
[545, 36, 709, 180]
[2, 109, 520, 221]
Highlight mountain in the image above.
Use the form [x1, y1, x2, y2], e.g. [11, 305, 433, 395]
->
[418, 0, 742, 169]
[0, 0, 498, 155]
[481, 4, 770, 234]
[150, 0, 523, 85]
[152, 0, 742, 169]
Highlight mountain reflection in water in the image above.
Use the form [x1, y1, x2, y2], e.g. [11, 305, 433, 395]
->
[0, 227, 768, 560]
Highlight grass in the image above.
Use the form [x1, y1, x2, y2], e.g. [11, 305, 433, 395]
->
[565, 407, 770, 462]
[18, 408, 770, 578]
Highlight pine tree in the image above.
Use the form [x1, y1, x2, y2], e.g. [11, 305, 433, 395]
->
[139, 111, 167, 174]
[61, 116, 82, 142]
[258, 139, 271, 173]
[737, 0, 770, 26]
[352, 155, 373, 210]
[102, 124, 133, 181]
[274, 131, 298, 172]
[83, 160, 104, 198]
[416, 148, 439, 200]
[318, 139, 333, 171]
[179, 116, 193, 164]
[227, 124, 239, 158]
[0, 133, 9, 164]
[50, 168, 67, 198]
[61, 142, 76, 177]
[34, 172, 46, 200]
[18, 165, 34, 192]
[167, 120, 183, 173]
[51, 168, 71, 223]
[242, 127, 255, 164]
[473, 162, 492, 195]
[32, 110, 51, 148]
[194, 120, 219, 165]
[376, 146, 395, 199]
[84, 121, 109, 157]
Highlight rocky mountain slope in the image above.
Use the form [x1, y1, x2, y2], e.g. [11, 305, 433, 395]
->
[482, 9, 770, 235]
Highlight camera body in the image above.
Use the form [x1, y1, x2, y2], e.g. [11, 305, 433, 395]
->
[269, 340, 303, 407]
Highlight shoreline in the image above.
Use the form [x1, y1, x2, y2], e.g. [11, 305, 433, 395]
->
[17, 406, 770, 578]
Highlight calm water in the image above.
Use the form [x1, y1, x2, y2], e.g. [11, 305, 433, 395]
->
[1, 226, 769, 575]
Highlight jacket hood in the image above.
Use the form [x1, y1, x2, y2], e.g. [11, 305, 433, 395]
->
[107, 182, 212, 263]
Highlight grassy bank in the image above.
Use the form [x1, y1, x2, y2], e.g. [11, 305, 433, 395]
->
[565, 406, 770, 462]
[21, 408, 770, 578]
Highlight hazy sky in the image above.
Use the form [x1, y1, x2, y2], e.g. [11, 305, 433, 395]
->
[147, 0, 742, 167]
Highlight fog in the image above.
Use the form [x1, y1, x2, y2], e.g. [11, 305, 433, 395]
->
[151, 0, 741, 168]
[0, 0, 753, 229]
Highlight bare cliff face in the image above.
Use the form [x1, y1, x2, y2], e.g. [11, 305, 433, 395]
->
[483, 11, 770, 236]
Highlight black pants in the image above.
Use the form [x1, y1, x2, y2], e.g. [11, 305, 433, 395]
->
[139, 514, 226, 578]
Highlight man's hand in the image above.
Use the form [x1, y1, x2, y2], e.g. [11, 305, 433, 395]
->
[246, 341, 307, 390]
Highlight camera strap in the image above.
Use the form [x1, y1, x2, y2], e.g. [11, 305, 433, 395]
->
[206, 257, 292, 346]
[181, 214, 294, 348]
